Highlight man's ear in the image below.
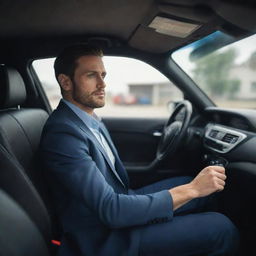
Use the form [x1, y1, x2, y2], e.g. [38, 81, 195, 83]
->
[58, 74, 72, 91]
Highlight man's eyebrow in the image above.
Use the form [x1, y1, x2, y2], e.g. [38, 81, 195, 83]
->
[92, 70, 107, 76]
[84, 70, 107, 75]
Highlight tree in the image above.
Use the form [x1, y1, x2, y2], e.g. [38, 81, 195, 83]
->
[192, 48, 240, 99]
[249, 51, 256, 70]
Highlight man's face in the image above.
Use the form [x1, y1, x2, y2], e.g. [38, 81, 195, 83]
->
[67, 55, 107, 114]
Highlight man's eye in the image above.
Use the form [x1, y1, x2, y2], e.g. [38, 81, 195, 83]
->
[87, 73, 95, 77]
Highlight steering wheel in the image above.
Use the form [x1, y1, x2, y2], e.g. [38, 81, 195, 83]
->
[156, 100, 192, 161]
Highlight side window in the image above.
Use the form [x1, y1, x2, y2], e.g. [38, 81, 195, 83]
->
[32, 58, 61, 109]
[32, 57, 183, 118]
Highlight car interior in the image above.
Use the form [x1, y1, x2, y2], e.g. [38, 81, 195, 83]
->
[0, 0, 256, 255]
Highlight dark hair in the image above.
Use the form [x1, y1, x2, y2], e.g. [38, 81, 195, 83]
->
[54, 43, 103, 83]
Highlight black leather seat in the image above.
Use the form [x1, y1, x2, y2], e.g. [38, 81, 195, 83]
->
[0, 66, 49, 185]
[0, 143, 51, 245]
[0, 66, 56, 254]
[0, 189, 50, 256]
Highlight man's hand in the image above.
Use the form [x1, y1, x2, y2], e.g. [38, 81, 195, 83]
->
[188, 165, 226, 198]
[168, 166, 226, 211]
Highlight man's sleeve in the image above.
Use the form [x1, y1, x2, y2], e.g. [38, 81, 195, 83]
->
[40, 123, 173, 229]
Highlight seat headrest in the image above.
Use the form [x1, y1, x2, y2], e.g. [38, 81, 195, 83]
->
[0, 65, 27, 109]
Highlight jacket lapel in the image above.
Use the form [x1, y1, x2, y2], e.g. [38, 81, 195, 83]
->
[57, 102, 127, 188]
[79, 125, 126, 188]
[99, 123, 129, 187]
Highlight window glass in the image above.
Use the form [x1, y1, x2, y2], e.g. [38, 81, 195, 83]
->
[33, 57, 183, 117]
[172, 32, 256, 109]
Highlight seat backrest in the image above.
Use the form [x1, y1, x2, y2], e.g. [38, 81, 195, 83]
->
[0, 143, 51, 243]
[0, 66, 49, 183]
[0, 65, 55, 247]
[0, 189, 50, 256]
[0, 107, 50, 199]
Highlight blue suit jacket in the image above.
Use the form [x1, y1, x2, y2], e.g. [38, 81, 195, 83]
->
[40, 101, 173, 256]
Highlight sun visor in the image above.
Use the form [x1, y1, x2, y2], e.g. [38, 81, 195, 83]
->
[128, 3, 216, 53]
[128, 25, 185, 53]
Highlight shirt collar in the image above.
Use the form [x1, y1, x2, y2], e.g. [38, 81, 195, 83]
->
[62, 99, 101, 130]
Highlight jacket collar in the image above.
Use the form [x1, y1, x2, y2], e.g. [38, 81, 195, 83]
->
[62, 99, 101, 131]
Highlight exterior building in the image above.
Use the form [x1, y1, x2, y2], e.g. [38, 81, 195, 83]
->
[229, 63, 256, 99]
[128, 82, 182, 105]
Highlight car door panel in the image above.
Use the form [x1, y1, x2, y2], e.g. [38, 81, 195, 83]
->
[102, 117, 166, 167]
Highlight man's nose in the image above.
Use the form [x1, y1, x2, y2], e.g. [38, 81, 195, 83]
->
[97, 76, 106, 88]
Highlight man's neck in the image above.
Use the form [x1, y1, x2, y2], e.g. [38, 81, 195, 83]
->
[63, 97, 94, 115]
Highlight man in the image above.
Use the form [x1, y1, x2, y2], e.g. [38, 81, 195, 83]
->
[40, 44, 239, 256]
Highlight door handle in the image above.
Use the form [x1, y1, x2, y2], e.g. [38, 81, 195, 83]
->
[153, 131, 162, 137]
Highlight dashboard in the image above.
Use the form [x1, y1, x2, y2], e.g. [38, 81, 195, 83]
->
[192, 107, 256, 163]
[204, 107, 256, 133]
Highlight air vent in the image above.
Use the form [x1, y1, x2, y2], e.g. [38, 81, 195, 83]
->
[205, 124, 246, 153]
[209, 130, 219, 138]
[222, 133, 239, 144]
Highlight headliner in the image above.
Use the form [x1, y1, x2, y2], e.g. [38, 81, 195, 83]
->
[0, 0, 255, 58]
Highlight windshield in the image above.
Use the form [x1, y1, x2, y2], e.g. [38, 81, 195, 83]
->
[172, 32, 256, 109]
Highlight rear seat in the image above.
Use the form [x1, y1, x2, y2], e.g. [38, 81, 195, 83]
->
[0, 65, 58, 253]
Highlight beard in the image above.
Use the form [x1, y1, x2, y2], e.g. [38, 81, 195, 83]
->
[72, 82, 105, 109]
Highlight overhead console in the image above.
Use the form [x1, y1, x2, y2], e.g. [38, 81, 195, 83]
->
[204, 123, 247, 153]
